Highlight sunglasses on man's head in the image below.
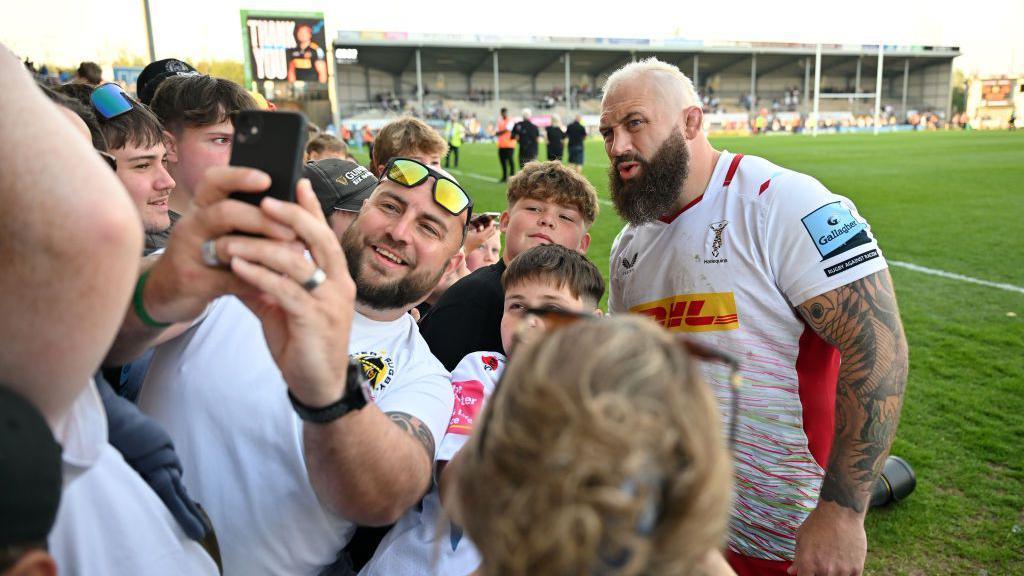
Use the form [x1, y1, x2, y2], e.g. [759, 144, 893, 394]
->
[382, 157, 473, 225]
[90, 83, 135, 120]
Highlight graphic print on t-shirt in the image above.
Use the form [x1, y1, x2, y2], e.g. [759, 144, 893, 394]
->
[351, 351, 396, 398]
[630, 292, 740, 332]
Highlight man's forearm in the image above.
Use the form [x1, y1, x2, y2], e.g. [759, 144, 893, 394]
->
[799, 270, 909, 513]
[303, 404, 433, 525]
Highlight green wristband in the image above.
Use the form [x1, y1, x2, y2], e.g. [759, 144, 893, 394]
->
[133, 269, 171, 329]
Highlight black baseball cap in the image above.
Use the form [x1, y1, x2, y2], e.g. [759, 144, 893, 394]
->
[0, 386, 62, 547]
[303, 159, 378, 219]
[137, 58, 199, 105]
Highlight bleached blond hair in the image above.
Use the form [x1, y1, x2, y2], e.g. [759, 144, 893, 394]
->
[602, 57, 700, 110]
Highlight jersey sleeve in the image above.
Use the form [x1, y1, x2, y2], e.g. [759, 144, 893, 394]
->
[763, 173, 888, 307]
[374, 357, 455, 461]
[435, 352, 505, 462]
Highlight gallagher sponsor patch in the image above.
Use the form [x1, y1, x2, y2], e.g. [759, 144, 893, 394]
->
[824, 249, 880, 277]
[801, 201, 873, 261]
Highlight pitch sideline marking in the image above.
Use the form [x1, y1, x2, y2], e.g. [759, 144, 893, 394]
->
[889, 261, 1024, 295]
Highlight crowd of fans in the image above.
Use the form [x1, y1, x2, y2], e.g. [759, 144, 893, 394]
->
[3, 46, 916, 576]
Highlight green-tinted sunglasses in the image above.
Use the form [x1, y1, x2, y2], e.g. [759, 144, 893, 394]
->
[384, 157, 473, 225]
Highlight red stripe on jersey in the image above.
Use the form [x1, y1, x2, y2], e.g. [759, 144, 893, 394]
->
[759, 179, 772, 195]
[723, 153, 744, 187]
[658, 193, 704, 224]
[796, 322, 841, 469]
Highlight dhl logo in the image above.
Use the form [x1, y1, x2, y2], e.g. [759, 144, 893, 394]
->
[630, 292, 740, 332]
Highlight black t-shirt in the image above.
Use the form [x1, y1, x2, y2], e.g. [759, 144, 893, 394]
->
[567, 121, 587, 147]
[515, 120, 540, 158]
[418, 260, 506, 371]
[545, 125, 565, 153]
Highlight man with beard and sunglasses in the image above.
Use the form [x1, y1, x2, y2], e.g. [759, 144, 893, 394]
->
[601, 58, 908, 576]
[102, 157, 470, 575]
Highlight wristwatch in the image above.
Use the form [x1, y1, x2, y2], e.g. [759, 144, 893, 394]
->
[288, 358, 372, 424]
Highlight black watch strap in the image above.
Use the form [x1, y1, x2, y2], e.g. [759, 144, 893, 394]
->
[288, 359, 370, 424]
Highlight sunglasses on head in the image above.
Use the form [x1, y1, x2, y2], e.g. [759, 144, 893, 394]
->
[477, 308, 742, 458]
[90, 83, 135, 120]
[383, 157, 473, 225]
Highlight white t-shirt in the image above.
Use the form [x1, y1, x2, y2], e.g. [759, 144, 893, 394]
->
[48, 380, 218, 576]
[361, 351, 506, 576]
[609, 151, 888, 562]
[139, 297, 454, 575]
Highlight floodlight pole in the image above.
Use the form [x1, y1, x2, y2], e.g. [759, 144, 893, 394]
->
[565, 51, 571, 111]
[901, 58, 909, 119]
[874, 44, 884, 135]
[415, 49, 423, 116]
[493, 50, 500, 105]
[750, 53, 757, 112]
[812, 43, 821, 137]
[693, 54, 699, 89]
[142, 0, 156, 62]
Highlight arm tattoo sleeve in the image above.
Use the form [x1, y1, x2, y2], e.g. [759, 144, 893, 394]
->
[386, 411, 436, 462]
[797, 269, 909, 513]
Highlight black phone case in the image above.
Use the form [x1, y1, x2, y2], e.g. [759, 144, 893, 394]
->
[228, 110, 307, 205]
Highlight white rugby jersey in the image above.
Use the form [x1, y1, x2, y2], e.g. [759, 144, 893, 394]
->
[609, 151, 888, 561]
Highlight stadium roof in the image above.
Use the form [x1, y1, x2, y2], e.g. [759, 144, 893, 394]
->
[332, 31, 960, 77]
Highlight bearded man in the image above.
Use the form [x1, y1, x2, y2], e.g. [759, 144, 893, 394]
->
[601, 58, 908, 576]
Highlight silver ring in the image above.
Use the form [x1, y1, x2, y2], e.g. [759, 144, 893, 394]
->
[201, 239, 223, 267]
[301, 267, 327, 292]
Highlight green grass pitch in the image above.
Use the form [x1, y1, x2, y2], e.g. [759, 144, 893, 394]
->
[354, 129, 1024, 574]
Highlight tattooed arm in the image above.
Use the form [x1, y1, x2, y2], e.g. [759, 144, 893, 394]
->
[789, 269, 909, 575]
[301, 405, 435, 526]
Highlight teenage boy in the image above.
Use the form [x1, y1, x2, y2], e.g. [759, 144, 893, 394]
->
[146, 73, 257, 249]
[419, 160, 599, 370]
[361, 244, 605, 576]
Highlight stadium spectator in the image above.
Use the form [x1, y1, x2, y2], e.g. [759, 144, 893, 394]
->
[545, 113, 566, 161]
[368, 116, 448, 177]
[361, 244, 605, 576]
[512, 108, 540, 168]
[363, 124, 375, 157]
[452, 315, 734, 576]
[0, 387, 62, 576]
[464, 224, 501, 271]
[601, 57, 908, 576]
[148, 73, 257, 251]
[307, 133, 353, 162]
[302, 157, 378, 238]
[566, 113, 587, 173]
[74, 61, 102, 86]
[495, 107, 516, 181]
[88, 83, 175, 244]
[135, 58, 198, 106]
[419, 160, 599, 371]
[102, 154, 469, 574]
[444, 113, 466, 169]
[0, 44, 217, 575]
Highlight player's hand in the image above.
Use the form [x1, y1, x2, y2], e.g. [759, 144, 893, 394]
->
[789, 501, 867, 576]
[144, 167, 299, 324]
[226, 179, 356, 408]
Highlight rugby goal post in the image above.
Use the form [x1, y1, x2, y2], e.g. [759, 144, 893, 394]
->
[812, 43, 885, 136]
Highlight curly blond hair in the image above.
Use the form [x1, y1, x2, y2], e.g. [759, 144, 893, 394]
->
[506, 160, 599, 226]
[456, 316, 732, 576]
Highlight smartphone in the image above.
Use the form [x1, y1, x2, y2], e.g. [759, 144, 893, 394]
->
[228, 110, 307, 206]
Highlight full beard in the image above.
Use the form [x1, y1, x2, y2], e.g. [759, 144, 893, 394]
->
[609, 130, 690, 226]
[341, 226, 446, 311]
